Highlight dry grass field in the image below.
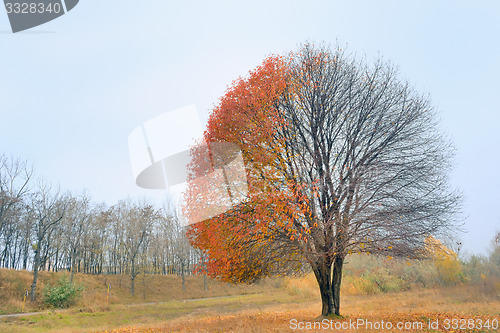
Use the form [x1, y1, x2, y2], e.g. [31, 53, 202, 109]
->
[92, 284, 499, 333]
[1, 253, 498, 332]
[0, 268, 280, 315]
[0, 278, 498, 332]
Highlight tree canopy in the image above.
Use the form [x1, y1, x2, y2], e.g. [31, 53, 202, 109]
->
[185, 43, 461, 316]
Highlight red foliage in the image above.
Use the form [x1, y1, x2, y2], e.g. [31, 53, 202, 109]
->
[183, 55, 309, 282]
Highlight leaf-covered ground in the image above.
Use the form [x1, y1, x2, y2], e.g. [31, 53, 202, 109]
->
[1, 284, 498, 332]
[98, 286, 499, 333]
[99, 311, 499, 333]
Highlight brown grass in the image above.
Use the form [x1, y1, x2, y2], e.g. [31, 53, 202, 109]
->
[1, 268, 499, 332]
[0, 268, 282, 315]
[98, 285, 500, 332]
[0, 269, 62, 314]
[1, 283, 496, 333]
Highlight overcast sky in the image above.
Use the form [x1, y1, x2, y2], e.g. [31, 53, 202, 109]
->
[0, 0, 498, 256]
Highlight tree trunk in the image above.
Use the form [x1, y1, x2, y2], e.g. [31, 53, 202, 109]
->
[30, 242, 41, 301]
[312, 261, 333, 316]
[70, 247, 77, 282]
[181, 261, 186, 292]
[332, 256, 344, 316]
[70, 254, 76, 282]
[130, 260, 135, 297]
[54, 248, 59, 272]
[131, 276, 135, 297]
[22, 243, 28, 270]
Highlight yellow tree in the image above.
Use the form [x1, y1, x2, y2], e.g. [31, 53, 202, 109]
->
[425, 235, 463, 285]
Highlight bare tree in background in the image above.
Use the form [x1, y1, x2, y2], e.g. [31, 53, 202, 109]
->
[0, 155, 33, 236]
[63, 193, 92, 281]
[28, 182, 67, 301]
[174, 222, 191, 292]
[114, 200, 157, 297]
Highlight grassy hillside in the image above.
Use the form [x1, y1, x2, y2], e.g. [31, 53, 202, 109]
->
[0, 284, 498, 333]
[0, 269, 281, 315]
[2, 252, 499, 316]
[1, 252, 498, 332]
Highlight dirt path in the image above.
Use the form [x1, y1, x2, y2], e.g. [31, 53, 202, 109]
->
[0, 293, 264, 320]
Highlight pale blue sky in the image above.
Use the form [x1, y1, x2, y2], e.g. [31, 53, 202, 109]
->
[0, 0, 498, 255]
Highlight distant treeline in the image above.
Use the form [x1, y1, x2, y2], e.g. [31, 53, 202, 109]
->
[0, 154, 203, 299]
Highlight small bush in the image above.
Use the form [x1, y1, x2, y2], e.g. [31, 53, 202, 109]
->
[43, 275, 83, 308]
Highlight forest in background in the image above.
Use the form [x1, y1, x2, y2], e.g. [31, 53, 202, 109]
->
[0, 154, 203, 301]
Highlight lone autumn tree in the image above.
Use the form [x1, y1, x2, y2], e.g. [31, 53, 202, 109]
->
[185, 43, 461, 316]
